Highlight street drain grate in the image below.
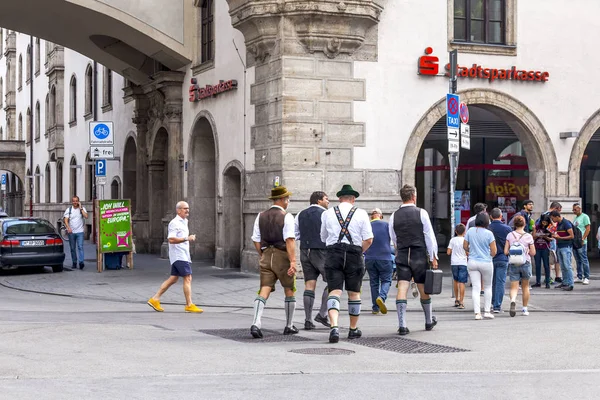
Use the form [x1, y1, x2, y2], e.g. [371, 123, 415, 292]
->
[199, 328, 314, 343]
[289, 348, 355, 355]
[210, 274, 253, 280]
[346, 336, 468, 354]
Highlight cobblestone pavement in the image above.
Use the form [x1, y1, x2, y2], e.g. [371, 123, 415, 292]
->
[2, 241, 600, 313]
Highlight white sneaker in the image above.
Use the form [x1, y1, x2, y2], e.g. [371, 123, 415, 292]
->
[574, 278, 583, 284]
[475, 313, 482, 320]
[583, 278, 590, 285]
[522, 308, 529, 316]
[483, 312, 495, 319]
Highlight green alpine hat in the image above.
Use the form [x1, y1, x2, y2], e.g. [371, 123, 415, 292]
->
[336, 184, 360, 198]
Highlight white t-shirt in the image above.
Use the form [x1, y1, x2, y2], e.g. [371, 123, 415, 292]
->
[167, 215, 191, 264]
[448, 236, 468, 266]
[63, 206, 86, 234]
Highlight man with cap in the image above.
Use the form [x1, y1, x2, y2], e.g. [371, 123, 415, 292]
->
[389, 184, 439, 335]
[250, 186, 298, 338]
[295, 191, 331, 330]
[364, 207, 394, 315]
[320, 184, 373, 343]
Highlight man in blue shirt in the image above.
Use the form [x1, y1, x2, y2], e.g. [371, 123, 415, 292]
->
[364, 208, 394, 314]
[488, 208, 512, 313]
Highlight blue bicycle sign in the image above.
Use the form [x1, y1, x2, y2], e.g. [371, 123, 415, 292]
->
[89, 121, 114, 145]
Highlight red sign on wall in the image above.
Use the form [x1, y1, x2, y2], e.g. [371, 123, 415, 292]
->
[189, 78, 238, 102]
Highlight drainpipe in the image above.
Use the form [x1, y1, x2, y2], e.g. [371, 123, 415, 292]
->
[92, 61, 98, 243]
[29, 36, 33, 217]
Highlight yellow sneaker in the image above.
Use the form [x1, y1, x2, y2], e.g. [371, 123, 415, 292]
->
[376, 297, 388, 314]
[147, 298, 164, 312]
[185, 304, 204, 313]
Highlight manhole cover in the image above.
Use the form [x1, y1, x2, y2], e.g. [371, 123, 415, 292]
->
[199, 328, 313, 343]
[211, 274, 252, 280]
[346, 336, 468, 354]
[289, 348, 355, 355]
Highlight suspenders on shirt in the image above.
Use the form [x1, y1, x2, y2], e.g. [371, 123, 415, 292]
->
[334, 206, 357, 245]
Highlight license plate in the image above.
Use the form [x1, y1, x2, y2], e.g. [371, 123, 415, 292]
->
[21, 240, 44, 246]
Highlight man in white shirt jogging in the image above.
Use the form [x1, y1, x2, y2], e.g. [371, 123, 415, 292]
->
[63, 195, 88, 269]
[320, 184, 373, 343]
[147, 201, 203, 313]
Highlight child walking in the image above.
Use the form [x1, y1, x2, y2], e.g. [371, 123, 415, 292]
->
[447, 224, 468, 309]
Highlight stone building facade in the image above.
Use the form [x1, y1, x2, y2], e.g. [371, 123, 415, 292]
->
[3, 1, 600, 271]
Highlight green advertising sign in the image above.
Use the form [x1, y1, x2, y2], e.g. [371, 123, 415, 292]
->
[99, 199, 133, 253]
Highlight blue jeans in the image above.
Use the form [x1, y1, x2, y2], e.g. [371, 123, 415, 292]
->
[574, 245, 590, 279]
[534, 248, 551, 285]
[492, 260, 508, 311]
[557, 246, 574, 286]
[365, 259, 394, 311]
[68, 232, 85, 265]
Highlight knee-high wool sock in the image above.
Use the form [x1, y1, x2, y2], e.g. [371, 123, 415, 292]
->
[252, 296, 266, 328]
[348, 300, 361, 316]
[318, 287, 329, 318]
[303, 290, 315, 322]
[285, 296, 296, 328]
[421, 299, 432, 324]
[396, 299, 407, 328]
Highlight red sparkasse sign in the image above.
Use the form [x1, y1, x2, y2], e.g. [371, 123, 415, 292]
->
[189, 78, 238, 102]
[417, 47, 550, 83]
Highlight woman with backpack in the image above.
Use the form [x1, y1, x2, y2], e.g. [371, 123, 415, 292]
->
[504, 215, 536, 317]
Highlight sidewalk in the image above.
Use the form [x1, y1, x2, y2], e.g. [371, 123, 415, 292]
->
[2, 240, 600, 313]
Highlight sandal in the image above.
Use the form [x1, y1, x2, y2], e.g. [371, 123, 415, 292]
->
[454, 300, 460, 307]
[458, 303, 465, 309]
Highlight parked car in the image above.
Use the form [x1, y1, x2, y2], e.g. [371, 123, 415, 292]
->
[0, 217, 65, 272]
[0, 211, 8, 218]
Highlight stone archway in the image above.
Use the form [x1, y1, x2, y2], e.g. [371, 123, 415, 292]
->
[568, 109, 600, 197]
[187, 114, 217, 261]
[148, 127, 169, 254]
[0, 169, 25, 216]
[122, 135, 137, 214]
[402, 89, 557, 209]
[218, 161, 243, 269]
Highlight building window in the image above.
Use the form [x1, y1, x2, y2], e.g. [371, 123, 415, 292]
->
[69, 75, 77, 124]
[85, 153, 93, 201]
[111, 178, 120, 199]
[35, 166, 41, 204]
[18, 54, 23, 90]
[69, 157, 77, 198]
[0, 77, 3, 108]
[201, 0, 214, 63]
[449, 0, 516, 56]
[50, 85, 56, 128]
[0, 29, 3, 56]
[35, 38, 40, 74]
[45, 94, 50, 135]
[18, 113, 23, 141]
[45, 163, 51, 203]
[35, 101, 40, 140]
[26, 45, 31, 83]
[102, 67, 113, 111]
[85, 64, 93, 118]
[56, 161, 63, 203]
[26, 108, 31, 143]
[0, 127, 3, 140]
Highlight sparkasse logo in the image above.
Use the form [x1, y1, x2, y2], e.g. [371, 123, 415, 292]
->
[417, 47, 439, 76]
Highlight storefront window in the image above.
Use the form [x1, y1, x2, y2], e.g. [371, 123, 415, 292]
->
[454, 0, 505, 44]
[580, 134, 600, 252]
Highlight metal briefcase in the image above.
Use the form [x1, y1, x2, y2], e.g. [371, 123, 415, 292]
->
[424, 269, 443, 295]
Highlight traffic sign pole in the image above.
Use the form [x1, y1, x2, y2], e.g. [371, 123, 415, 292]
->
[448, 50, 460, 244]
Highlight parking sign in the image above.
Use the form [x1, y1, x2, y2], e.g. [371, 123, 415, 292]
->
[446, 94, 460, 129]
[95, 160, 106, 177]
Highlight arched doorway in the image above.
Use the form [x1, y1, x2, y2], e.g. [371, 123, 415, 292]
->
[0, 170, 25, 216]
[405, 89, 556, 246]
[187, 115, 216, 261]
[122, 136, 137, 213]
[148, 128, 169, 253]
[218, 162, 243, 269]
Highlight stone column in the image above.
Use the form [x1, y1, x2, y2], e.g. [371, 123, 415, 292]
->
[131, 94, 150, 252]
[227, 0, 385, 272]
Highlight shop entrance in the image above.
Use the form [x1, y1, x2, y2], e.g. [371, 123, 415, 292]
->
[416, 106, 529, 246]
[579, 129, 600, 252]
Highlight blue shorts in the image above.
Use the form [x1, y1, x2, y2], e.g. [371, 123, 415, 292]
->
[509, 262, 532, 282]
[171, 260, 192, 277]
[451, 265, 468, 283]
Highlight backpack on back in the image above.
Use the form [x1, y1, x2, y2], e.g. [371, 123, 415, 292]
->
[572, 221, 584, 249]
[508, 232, 528, 266]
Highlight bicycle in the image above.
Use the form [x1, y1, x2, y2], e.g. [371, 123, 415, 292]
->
[56, 219, 69, 242]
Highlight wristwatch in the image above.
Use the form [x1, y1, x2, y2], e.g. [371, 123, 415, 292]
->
[183, 237, 188, 242]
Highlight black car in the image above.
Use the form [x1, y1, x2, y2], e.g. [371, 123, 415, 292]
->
[0, 217, 65, 272]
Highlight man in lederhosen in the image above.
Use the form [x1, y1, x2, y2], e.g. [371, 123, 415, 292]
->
[295, 191, 331, 330]
[389, 184, 439, 335]
[320, 184, 373, 343]
[250, 186, 298, 338]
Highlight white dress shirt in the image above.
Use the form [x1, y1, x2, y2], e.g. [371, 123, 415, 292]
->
[63, 206, 87, 234]
[320, 202, 373, 246]
[294, 204, 327, 240]
[251, 206, 296, 246]
[167, 215, 191, 264]
[388, 204, 438, 261]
